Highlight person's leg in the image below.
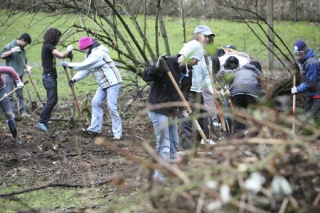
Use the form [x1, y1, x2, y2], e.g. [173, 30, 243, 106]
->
[148, 111, 170, 180]
[106, 83, 122, 138]
[231, 95, 247, 135]
[309, 98, 320, 123]
[5, 75, 15, 112]
[16, 75, 26, 114]
[0, 87, 17, 138]
[169, 116, 179, 161]
[87, 86, 107, 133]
[39, 76, 58, 126]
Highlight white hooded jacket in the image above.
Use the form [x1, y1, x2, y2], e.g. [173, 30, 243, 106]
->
[69, 45, 122, 89]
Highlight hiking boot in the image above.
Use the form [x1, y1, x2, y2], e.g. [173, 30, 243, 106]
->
[20, 112, 31, 117]
[112, 135, 122, 141]
[81, 128, 99, 136]
[36, 122, 48, 132]
[10, 137, 22, 145]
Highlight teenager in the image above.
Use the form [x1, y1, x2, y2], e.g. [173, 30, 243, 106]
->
[36, 28, 73, 131]
[60, 36, 123, 140]
[0, 33, 32, 117]
[0, 66, 24, 144]
[142, 40, 204, 181]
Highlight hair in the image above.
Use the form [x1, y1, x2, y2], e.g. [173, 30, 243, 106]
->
[19, 33, 32, 44]
[43, 28, 62, 46]
[224, 56, 239, 70]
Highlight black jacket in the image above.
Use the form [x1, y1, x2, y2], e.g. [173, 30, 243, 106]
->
[142, 55, 192, 115]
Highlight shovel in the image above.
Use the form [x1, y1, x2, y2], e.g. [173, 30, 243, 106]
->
[0, 80, 29, 102]
[160, 58, 210, 144]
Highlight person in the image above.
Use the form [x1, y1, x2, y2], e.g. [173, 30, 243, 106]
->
[225, 61, 264, 137]
[0, 33, 32, 117]
[180, 25, 217, 149]
[291, 40, 320, 123]
[219, 44, 250, 71]
[36, 28, 74, 131]
[60, 36, 123, 140]
[142, 40, 204, 181]
[0, 66, 24, 144]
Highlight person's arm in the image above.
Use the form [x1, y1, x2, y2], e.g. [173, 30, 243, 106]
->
[0, 66, 20, 80]
[0, 46, 21, 59]
[52, 45, 73, 59]
[297, 63, 319, 92]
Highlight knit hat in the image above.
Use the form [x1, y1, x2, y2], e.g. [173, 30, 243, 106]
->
[249, 61, 262, 72]
[293, 40, 307, 54]
[78, 36, 94, 50]
[193, 25, 215, 37]
[179, 40, 204, 61]
[19, 33, 32, 44]
[222, 45, 237, 52]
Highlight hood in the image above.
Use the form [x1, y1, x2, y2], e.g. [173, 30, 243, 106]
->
[299, 48, 315, 64]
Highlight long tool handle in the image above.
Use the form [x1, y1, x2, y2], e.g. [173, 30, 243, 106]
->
[0, 80, 29, 102]
[204, 55, 227, 132]
[19, 53, 45, 105]
[292, 74, 296, 132]
[160, 58, 209, 143]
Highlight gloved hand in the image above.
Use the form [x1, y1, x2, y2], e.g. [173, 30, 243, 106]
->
[11, 46, 21, 53]
[155, 55, 167, 69]
[181, 109, 189, 118]
[26, 65, 32, 74]
[208, 85, 213, 94]
[68, 79, 76, 87]
[220, 89, 230, 98]
[15, 79, 24, 89]
[200, 139, 216, 145]
[60, 60, 69, 67]
[291, 87, 297, 94]
[67, 44, 74, 53]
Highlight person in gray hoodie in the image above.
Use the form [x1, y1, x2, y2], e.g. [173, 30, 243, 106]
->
[60, 36, 122, 140]
[219, 61, 264, 137]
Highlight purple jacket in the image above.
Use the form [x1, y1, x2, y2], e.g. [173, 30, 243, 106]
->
[0, 66, 19, 89]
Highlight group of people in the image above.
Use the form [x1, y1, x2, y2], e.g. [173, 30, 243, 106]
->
[142, 25, 320, 181]
[0, 29, 123, 143]
[0, 26, 319, 181]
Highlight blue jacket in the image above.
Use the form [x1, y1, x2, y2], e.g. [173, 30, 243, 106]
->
[296, 48, 320, 97]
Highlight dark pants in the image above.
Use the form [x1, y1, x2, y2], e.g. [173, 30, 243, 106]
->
[179, 91, 209, 148]
[305, 96, 320, 123]
[39, 74, 58, 124]
[231, 94, 257, 135]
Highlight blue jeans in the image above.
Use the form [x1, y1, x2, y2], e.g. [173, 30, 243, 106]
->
[39, 74, 58, 124]
[0, 87, 17, 137]
[148, 111, 179, 161]
[5, 75, 26, 114]
[88, 84, 122, 137]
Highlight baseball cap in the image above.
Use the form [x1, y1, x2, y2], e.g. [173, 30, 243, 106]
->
[293, 40, 307, 55]
[193, 25, 215, 37]
[222, 45, 237, 52]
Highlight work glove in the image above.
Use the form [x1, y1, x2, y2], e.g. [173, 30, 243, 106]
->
[291, 87, 297, 94]
[11, 46, 21, 53]
[15, 79, 24, 89]
[220, 89, 230, 98]
[208, 85, 213, 94]
[67, 44, 74, 53]
[155, 55, 168, 69]
[60, 60, 69, 67]
[200, 139, 216, 145]
[181, 109, 189, 118]
[68, 79, 76, 87]
[26, 65, 32, 74]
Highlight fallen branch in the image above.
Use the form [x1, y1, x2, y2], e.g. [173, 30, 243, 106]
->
[0, 180, 110, 197]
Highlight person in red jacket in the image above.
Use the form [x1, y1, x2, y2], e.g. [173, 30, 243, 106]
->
[0, 66, 24, 144]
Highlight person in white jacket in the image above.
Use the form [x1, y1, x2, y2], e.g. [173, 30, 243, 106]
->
[60, 36, 122, 140]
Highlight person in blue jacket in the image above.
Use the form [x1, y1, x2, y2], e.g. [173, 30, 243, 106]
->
[291, 40, 320, 123]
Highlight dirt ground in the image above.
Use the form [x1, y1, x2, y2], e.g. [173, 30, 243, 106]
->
[1, 85, 320, 213]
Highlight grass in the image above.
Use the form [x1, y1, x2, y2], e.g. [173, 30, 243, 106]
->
[1, 11, 320, 101]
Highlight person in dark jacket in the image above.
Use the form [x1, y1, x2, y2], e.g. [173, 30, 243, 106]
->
[291, 40, 320, 123]
[228, 61, 264, 137]
[142, 40, 204, 181]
